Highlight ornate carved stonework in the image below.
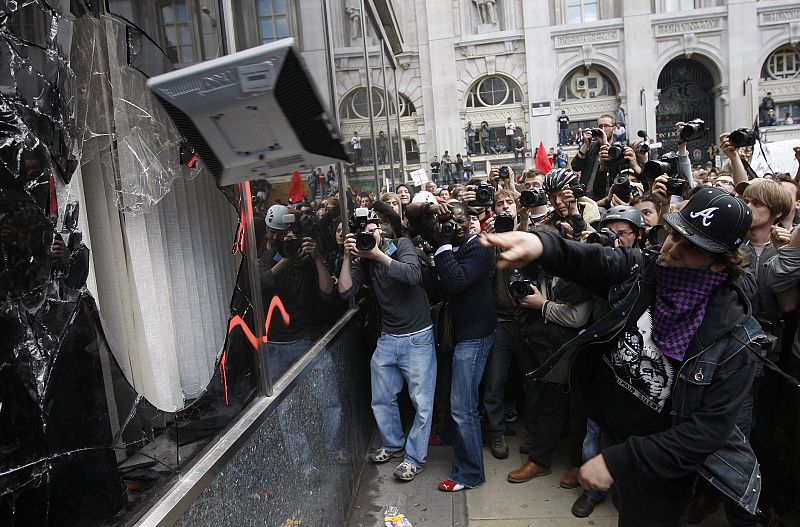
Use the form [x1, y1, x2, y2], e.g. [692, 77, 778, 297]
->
[553, 29, 621, 49]
[759, 8, 800, 25]
[560, 98, 617, 120]
[759, 79, 800, 99]
[654, 18, 724, 37]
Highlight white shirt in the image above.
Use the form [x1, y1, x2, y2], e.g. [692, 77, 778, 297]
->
[505, 121, 516, 135]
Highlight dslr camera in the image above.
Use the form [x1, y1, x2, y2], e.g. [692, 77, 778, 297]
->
[468, 181, 494, 207]
[641, 152, 685, 195]
[508, 268, 538, 300]
[494, 213, 514, 233]
[498, 165, 510, 179]
[520, 188, 547, 208]
[348, 207, 378, 252]
[728, 128, 758, 148]
[611, 170, 634, 202]
[590, 128, 605, 140]
[280, 211, 321, 256]
[679, 119, 705, 141]
[587, 227, 618, 247]
[439, 217, 457, 236]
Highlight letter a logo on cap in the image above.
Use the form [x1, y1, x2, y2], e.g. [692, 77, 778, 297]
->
[689, 207, 719, 227]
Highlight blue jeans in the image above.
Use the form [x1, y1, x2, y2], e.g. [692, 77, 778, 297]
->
[581, 418, 607, 503]
[559, 128, 569, 145]
[450, 333, 495, 487]
[269, 341, 342, 466]
[371, 327, 437, 468]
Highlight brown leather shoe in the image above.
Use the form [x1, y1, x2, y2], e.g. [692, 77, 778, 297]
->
[559, 466, 580, 489]
[507, 459, 551, 483]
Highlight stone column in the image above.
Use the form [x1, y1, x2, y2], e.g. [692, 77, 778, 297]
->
[521, 1, 557, 147]
[725, 0, 760, 131]
[621, 0, 655, 137]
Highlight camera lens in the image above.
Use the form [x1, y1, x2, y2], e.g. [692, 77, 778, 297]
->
[520, 189, 547, 208]
[495, 215, 514, 233]
[607, 144, 624, 160]
[355, 231, 376, 251]
[508, 280, 531, 299]
[440, 219, 456, 236]
[499, 166, 509, 178]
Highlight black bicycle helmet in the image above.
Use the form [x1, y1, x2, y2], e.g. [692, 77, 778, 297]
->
[600, 205, 646, 231]
[542, 168, 579, 193]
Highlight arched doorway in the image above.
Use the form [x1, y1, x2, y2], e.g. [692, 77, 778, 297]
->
[656, 58, 716, 164]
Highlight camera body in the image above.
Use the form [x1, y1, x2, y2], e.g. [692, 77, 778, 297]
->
[587, 227, 618, 247]
[679, 119, 706, 141]
[729, 128, 758, 148]
[520, 188, 547, 208]
[348, 207, 378, 252]
[612, 171, 632, 202]
[494, 213, 514, 233]
[640, 151, 683, 193]
[498, 165, 510, 179]
[440, 218, 457, 236]
[508, 268, 538, 299]
[606, 143, 625, 161]
[570, 183, 587, 199]
[591, 128, 605, 140]
[468, 182, 494, 208]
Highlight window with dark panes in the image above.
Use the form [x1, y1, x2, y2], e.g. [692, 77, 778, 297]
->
[258, 0, 290, 44]
[160, 0, 194, 64]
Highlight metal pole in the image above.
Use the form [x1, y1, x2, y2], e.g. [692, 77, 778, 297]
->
[360, 0, 380, 194]
[220, 0, 271, 396]
[393, 67, 406, 184]
[380, 47, 395, 195]
[321, 0, 351, 237]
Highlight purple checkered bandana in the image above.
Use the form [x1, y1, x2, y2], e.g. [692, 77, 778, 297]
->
[652, 264, 727, 361]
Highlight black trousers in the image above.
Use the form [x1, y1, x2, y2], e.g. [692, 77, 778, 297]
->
[610, 472, 696, 527]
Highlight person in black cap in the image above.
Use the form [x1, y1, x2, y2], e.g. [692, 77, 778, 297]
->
[481, 187, 765, 526]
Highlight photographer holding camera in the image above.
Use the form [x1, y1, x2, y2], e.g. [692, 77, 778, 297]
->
[406, 198, 496, 492]
[505, 224, 595, 492]
[583, 205, 646, 249]
[482, 187, 765, 526]
[571, 114, 616, 200]
[541, 168, 600, 239]
[338, 207, 436, 483]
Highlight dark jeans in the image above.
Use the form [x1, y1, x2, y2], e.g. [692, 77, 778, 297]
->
[481, 321, 522, 437]
[468, 136, 476, 155]
[559, 128, 569, 145]
[526, 381, 569, 469]
[506, 135, 514, 152]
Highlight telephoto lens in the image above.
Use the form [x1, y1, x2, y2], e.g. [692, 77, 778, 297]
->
[728, 128, 758, 148]
[586, 227, 618, 247]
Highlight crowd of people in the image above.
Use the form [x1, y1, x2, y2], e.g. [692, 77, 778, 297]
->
[253, 112, 800, 525]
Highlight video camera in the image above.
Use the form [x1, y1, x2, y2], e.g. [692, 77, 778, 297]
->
[728, 128, 758, 148]
[635, 130, 662, 153]
[679, 119, 706, 142]
[468, 182, 494, 208]
[348, 207, 378, 251]
[508, 268, 538, 299]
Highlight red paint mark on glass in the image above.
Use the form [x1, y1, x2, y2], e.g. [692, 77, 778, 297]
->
[220, 295, 290, 404]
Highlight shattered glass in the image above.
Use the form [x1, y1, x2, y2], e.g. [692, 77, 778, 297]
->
[0, 2, 262, 525]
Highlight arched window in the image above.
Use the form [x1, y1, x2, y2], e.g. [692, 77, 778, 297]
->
[340, 89, 417, 119]
[761, 46, 800, 81]
[558, 67, 618, 100]
[159, 1, 194, 64]
[465, 76, 523, 108]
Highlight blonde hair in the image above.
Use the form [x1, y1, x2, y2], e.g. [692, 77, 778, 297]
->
[742, 178, 794, 220]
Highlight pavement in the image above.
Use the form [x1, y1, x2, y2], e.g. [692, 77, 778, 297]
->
[347, 426, 733, 526]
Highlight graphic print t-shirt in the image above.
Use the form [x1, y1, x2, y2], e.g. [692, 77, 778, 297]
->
[584, 304, 677, 443]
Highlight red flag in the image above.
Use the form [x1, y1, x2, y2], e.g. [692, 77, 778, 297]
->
[288, 170, 305, 203]
[535, 141, 552, 173]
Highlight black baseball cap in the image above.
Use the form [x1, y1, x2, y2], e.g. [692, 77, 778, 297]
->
[663, 187, 751, 253]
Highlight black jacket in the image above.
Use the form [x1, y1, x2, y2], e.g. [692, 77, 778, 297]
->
[531, 231, 763, 512]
